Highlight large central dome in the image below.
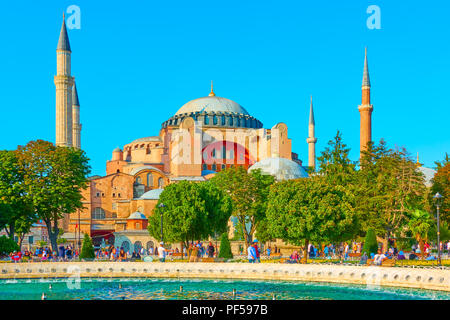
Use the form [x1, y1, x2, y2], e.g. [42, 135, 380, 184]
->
[161, 86, 263, 129]
[175, 95, 250, 116]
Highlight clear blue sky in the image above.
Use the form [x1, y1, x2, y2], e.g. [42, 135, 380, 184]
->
[0, 0, 448, 176]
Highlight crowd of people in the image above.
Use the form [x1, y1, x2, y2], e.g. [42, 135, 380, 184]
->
[5, 239, 450, 264]
[8, 245, 78, 263]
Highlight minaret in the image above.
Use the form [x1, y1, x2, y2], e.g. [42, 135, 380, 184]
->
[358, 47, 373, 159]
[54, 13, 74, 147]
[306, 96, 317, 171]
[72, 82, 81, 149]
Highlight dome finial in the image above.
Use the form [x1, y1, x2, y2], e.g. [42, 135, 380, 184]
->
[209, 80, 215, 96]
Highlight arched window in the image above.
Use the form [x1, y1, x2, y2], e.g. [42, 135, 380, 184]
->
[202, 164, 207, 171]
[212, 164, 217, 171]
[158, 177, 164, 188]
[213, 115, 218, 125]
[134, 241, 143, 252]
[136, 176, 142, 184]
[221, 115, 225, 126]
[229, 116, 233, 126]
[236, 118, 240, 127]
[204, 115, 209, 125]
[135, 222, 141, 229]
[147, 173, 153, 187]
[93, 207, 105, 219]
[212, 148, 216, 158]
[121, 240, 130, 252]
[146, 241, 154, 250]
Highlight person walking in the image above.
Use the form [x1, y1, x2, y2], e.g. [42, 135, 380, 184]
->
[248, 243, 256, 263]
[207, 242, 215, 258]
[158, 242, 166, 262]
[252, 240, 260, 263]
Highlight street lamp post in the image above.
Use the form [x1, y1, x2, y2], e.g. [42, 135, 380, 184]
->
[158, 203, 165, 243]
[433, 193, 443, 266]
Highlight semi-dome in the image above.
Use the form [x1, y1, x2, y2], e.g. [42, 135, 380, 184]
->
[127, 211, 147, 220]
[175, 95, 250, 116]
[248, 157, 309, 181]
[139, 188, 164, 200]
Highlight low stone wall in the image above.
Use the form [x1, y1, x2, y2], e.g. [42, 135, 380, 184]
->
[1, 262, 449, 292]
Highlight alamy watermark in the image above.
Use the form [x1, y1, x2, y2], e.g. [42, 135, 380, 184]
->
[367, 5, 381, 30]
[66, 5, 81, 30]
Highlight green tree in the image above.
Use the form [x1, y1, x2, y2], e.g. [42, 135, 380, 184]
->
[17, 140, 90, 252]
[357, 141, 427, 243]
[211, 167, 274, 249]
[218, 233, 233, 259]
[0, 150, 35, 243]
[408, 209, 433, 259]
[317, 131, 357, 186]
[0, 235, 19, 256]
[255, 218, 274, 244]
[148, 181, 232, 248]
[432, 153, 450, 223]
[266, 176, 358, 263]
[80, 233, 95, 259]
[361, 229, 378, 256]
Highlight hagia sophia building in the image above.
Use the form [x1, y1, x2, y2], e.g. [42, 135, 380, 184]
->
[52, 16, 433, 253]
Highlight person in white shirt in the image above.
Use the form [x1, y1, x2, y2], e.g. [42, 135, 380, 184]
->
[373, 250, 387, 266]
[158, 242, 166, 262]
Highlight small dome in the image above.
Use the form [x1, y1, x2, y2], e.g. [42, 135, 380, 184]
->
[417, 166, 436, 188]
[139, 188, 164, 200]
[127, 211, 147, 220]
[113, 147, 122, 153]
[248, 157, 309, 181]
[175, 96, 249, 116]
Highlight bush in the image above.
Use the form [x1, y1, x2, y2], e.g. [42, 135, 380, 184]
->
[362, 229, 378, 256]
[80, 233, 95, 259]
[0, 236, 19, 255]
[218, 233, 233, 259]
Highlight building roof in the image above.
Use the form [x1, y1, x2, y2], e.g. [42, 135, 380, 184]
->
[139, 188, 164, 200]
[175, 95, 250, 116]
[248, 157, 309, 181]
[57, 15, 71, 51]
[130, 136, 161, 144]
[127, 211, 148, 220]
[170, 176, 206, 182]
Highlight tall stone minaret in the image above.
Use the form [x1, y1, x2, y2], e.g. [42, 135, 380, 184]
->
[306, 96, 317, 171]
[54, 13, 74, 147]
[72, 82, 81, 149]
[358, 47, 373, 159]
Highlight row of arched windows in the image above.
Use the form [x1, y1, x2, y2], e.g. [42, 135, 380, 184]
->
[135, 174, 164, 188]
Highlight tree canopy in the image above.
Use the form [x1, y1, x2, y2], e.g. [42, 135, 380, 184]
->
[17, 140, 90, 252]
[210, 166, 274, 248]
[266, 176, 358, 262]
[148, 180, 232, 248]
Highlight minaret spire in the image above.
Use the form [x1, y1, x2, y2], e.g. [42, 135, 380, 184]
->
[358, 47, 374, 159]
[306, 96, 317, 171]
[72, 82, 81, 149]
[55, 14, 74, 147]
[362, 47, 370, 88]
[57, 12, 71, 52]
